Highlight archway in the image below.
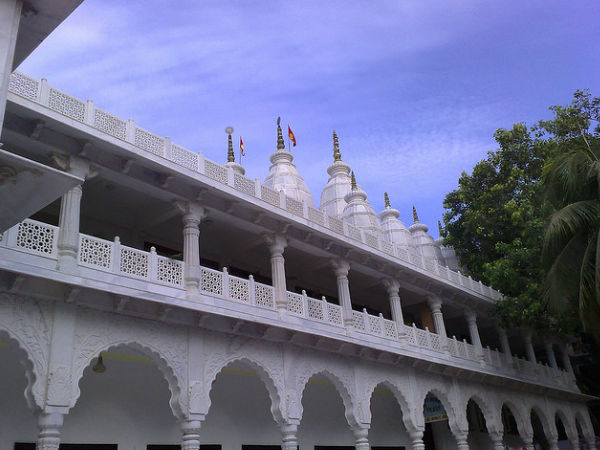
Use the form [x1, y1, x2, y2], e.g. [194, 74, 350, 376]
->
[554, 412, 570, 448]
[501, 404, 527, 449]
[0, 333, 38, 448]
[531, 409, 550, 450]
[422, 392, 454, 450]
[466, 399, 494, 450]
[202, 359, 281, 449]
[62, 344, 180, 448]
[298, 373, 354, 449]
[369, 382, 412, 449]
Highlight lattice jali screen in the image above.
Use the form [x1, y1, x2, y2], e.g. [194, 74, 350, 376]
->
[327, 303, 343, 326]
[415, 328, 429, 348]
[327, 216, 344, 234]
[204, 160, 228, 184]
[119, 247, 149, 278]
[171, 144, 198, 171]
[48, 88, 85, 122]
[261, 185, 280, 207]
[287, 292, 304, 316]
[347, 225, 362, 242]
[255, 283, 274, 308]
[79, 235, 113, 269]
[285, 197, 304, 217]
[9, 72, 39, 100]
[201, 268, 223, 295]
[157, 257, 183, 286]
[381, 240, 394, 255]
[404, 326, 416, 345]
[229, 277, 250, 302]
[352, 311, 365, 331]
[364, 232, 379, 249]
[16, 221, 56, 256]
[234, 173, 256, 196]
[383, 319, 397, 339]
[135, 127, 164, 156]
[307, 297, 324, 321]
[94, 109, 127, 140]
[430, 334, 441, 351]
[368, 315, 382, 335]
[308, 207, 324, 226]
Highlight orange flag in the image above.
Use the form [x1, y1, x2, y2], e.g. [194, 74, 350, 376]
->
[240, 137, 245, 156]
[288, 125, 296, 147]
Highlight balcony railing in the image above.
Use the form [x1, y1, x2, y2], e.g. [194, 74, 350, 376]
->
[0, 218, 576, 391]
[7, 71, 502, 303]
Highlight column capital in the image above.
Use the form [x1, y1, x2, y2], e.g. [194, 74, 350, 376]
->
[263, 232, 288, 255]
[330, 258, 350, 277]
[426, 295, 443, 312]
[51, 154, 94, 179]
[382, 278, 400, 295]
[464, 308, 477, 325]
[175, 200, 206, 223]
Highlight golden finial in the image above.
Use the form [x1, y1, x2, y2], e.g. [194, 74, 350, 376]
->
[350, 171, 357, 190]
[225, 126, 234, 163]
[438, 220, 443, 236]
[333, 130, 342, 161]
[384, 192, 391, 208]
[412, 206, 419, 223]
[276, 116, 285, 150]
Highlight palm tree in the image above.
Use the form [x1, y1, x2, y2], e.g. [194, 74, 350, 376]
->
[542, 94, 600, 341]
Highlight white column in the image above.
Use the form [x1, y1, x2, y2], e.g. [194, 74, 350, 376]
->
[353, 426, 370, 450]
[181, 419, 202, 450]
[281, 422, 298, 450]
[331, 258, 353, 328]
[176, 201, 205, 299]
[383, 278, 404, 330]
[547, 437, 559, 450]
[489, 431, 504, 450]
[522, 436, 535, 450]
[55, 157, 91, 272]
[0, 0, 21, 136]
[465, 310, 484, 362]
[455, 432, 470, 450]
[36, 411, 64, 450]
[560, 344, 574, 375]
[264, 233, 288, 313]
[523, 329, 537, 364]
[496, 325, 513, 364]
[409, 430, 425, 450]
[426, 295, 448, 350]
[544, 341, 558, 370]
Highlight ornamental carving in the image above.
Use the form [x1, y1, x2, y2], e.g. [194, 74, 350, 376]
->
[46, 364, 72, 406]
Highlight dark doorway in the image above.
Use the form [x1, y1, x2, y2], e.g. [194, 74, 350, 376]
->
[423, 422, 436, 450]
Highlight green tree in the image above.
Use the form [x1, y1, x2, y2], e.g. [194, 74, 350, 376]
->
[539, 90, 600, 341]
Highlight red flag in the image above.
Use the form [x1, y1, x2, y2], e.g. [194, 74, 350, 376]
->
[240, 137, 245, 156]
[288, 125, 296, 147]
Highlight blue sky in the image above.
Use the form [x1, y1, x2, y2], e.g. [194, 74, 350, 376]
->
[18, 0, 600, 234]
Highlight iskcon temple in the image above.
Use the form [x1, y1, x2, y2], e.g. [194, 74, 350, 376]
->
[0, 2, 598, 450]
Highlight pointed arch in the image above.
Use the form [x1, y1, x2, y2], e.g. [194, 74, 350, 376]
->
[502, 400, 531, 438]
[71, 341, 184, 420]
[530, 404, 553, 441]
[465, 394, 501, 434]
[368, 380, 418, 433]
[554, 409, 576, 443]
[418, 388, 463, 437]
[206, 356, 284, 424]
[0, 328, 39, 412]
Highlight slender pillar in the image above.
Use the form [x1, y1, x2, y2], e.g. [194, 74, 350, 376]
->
[54, 156, 91, 272]
[547, 437, 559, 450]
[426, 295, 448, 350]
[489, 431, 504, 450]
[523, 329, 537, 364]
[331, 258, 353, 328]
[176, 201, 205, 299]
[281, 422, 298, 450]
[544, 341, 559, 370]
[181, 419, 202, 450]
[559, 344, 574, 375]
[496, 324, 513, 364]
[264, 233, 288, 312]
[383, 279, 404, 332]
[36, 411, 64, 450]
[353, 426, 370, 450]
[409, 430, 425, 450]
[522, 436, 535, 450]
[455, 432, 470, 450]
[0, 0, 22, 136]
[465, 310, 484, 362]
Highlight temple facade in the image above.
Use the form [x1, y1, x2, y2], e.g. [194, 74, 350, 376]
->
[0, 2, 598, 450]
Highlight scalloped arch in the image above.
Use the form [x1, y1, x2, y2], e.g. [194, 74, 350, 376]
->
[530, 404, 552, 440]
[502, 400, 530, 438]
[554, 408, 577, 442]
[418, 388, 463, 436]
[71, 341, 184, 420]
[206, 356, 284, 424]
[465, 394, 499, 433]
[0, 328, 39, 411]
[368, 380, 417, 433]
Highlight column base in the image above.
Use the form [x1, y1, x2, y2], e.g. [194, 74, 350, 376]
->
[181, 419, 202, 450]
[281, 422, 298, 450]
[353, 426, 369, 450]
[37, 412, 63, 450]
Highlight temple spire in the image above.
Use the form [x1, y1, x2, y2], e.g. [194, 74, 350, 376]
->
[333, 130, 342, 161]
[226, 126, 235, 163]
[350, 171, 357, 190]
[384, 192, 391, 208]
[276, 117, 285, 150]
[412, 206, 419, 224]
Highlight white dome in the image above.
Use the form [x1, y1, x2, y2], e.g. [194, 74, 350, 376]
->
[409, 207, 442, 263]
[263, 119, 316, 208]
[342, 173, 381, 233]
[379, 193, 414, 250]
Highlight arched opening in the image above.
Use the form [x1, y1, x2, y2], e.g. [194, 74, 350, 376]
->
[554, 413, 569, 447]
[0, 333, 38, 448]
[298, 373, 354, 449]
[575, 416, 586, 449]
[422, 392, 453, 450]
[369, 382, 411, 449]
[202, 359, 280, 449]
[531, 409, 549, 450]
[501, 404, 526, 449]
[62, 344, 179, 449]
[466, 399, 494, 450]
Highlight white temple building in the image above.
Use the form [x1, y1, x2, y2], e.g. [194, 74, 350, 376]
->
[0, 2, 598, 450]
